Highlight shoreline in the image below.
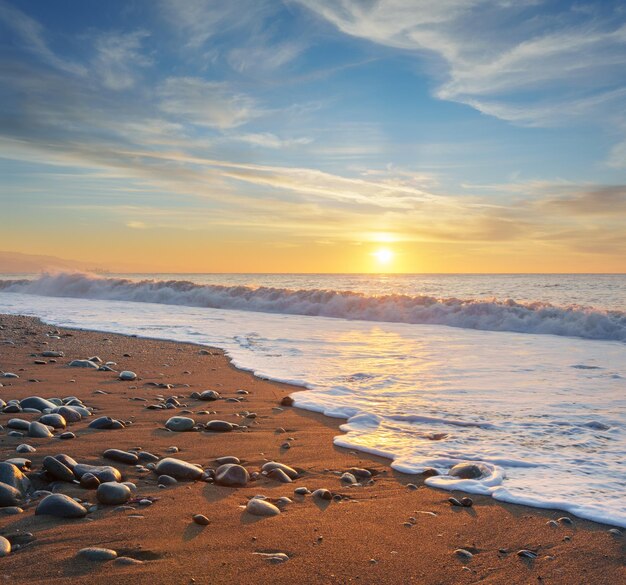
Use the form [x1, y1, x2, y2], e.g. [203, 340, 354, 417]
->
[0, 313, 624, 584]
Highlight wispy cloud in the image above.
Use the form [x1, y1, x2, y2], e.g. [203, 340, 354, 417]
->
[92, 30, 152, 90]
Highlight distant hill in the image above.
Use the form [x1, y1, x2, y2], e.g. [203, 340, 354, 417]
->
[0, 251, 89, 273]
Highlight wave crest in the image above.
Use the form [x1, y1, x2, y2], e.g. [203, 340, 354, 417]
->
[1, 272, 625, 341]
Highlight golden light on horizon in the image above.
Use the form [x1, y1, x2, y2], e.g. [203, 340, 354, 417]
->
[372, 247, 395, 266]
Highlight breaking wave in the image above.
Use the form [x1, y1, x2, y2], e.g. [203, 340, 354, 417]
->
[1, 272, 625, 341]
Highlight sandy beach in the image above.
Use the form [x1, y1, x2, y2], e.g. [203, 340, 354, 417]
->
[0, 313, 623, 584]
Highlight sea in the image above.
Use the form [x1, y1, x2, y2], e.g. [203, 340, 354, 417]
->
[0, 272, 624, 527]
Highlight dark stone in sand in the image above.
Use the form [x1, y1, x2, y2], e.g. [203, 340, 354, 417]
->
[261, 462, 298, 479]
[246, 498, 280, 517]
[215, 456, 240, 465]
[36, 494, 87, 518]
[88, 416, 115, 429]
[54, 454, 78, 470]
[205, 420, 235, 432]
[42, 351, 64, 358]
[0, 536, 10, 557]
[28, 421, 54, 438]
[137, 451, 159, 463]
[215, 464, 249, 487]
[119, 371, 137, 381]
[280, 396, 294, 407]
[7, 419, 30, 431]
[267, 469, 293, 483]
[39, 414, 66, 429]
[0, 483, 22, 507]
[192, 514, 210, 525]
[80, 473, 100, 489]
[60, 432, 75, 440]
[69, 360, 99, 369]
[422, 468, 440, 478]
[198, 390, 220, 401]
[16, 444, 36, 454]
[154, 458, 203, 481]
[103, 449, 139, 465]
[312, 488, 332, 501]
[448, 462, 490, 480]
[97, 482, 131, 505]
[4, 458, 30, 471]
[20, 396, 57, 411]
[57, 406, 82, 422]
[3, 404, 21, 413]
[78, 547, 117, 561]
[74, 464, 122, 483]
[0, 462, 30, 493]
[165, 416, 195, 432]
[42, 456, 74, 482]
[157, 475, 178, 487]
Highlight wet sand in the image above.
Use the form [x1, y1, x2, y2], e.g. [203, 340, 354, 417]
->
[0, 313, 624, 584]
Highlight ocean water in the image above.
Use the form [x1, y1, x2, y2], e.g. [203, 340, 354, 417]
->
[0, 272, 624, 528]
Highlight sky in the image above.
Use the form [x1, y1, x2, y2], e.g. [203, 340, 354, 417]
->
[0, 0, 625, 273]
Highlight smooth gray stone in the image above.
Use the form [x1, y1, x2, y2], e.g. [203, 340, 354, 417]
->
[56, 406, 82, 422]
[340, 472, 357, 484]
[80, 473, 100, 489]
[2, 373, 19, 378]
[7, 431, 23, 438]
[68, 359, 99, 368]
[3, 404, 21, 413]
[73, 464, 122, 483]
[261, 461, 299, 479]
[60, 432, 76, 440]
[96, 482, 131, 505]
[4, 458, 30, 471]
[312, 488, 332, 500]
[0, 462, 30, 493]
[267, 468, 292, 483]
[36, 494, 87, 518]
[0, 536, 10, 557]
[198, 390, 220, 401]
[348, 467, 372, 478]
[448, 462, 490, 480]
[157, 474, 177, 487]
[165, 416, 195, 432]
[0, 483, 21, 507]
[118, 371, 137, 381]
[43, 456, 74, 482]
[205, 420, 234, 432]
[77, 547, 117, 561]
[215, 464, 249, 487]
[88, 416, 114, 429]
[154, 458, 203, 481]
[39, 414, 66, 429]
[137, 451, 159, 463]
[215, 456, 240, 465]
[16, 444, 36, 454]
[20, 396, 57, 411]
[103, 449, 138, 465]
[28, 421, 54, 438]
[54, 454, 78, 470]
[7, 419, 30, 431]
[0, 506, 22, 515]
[246, 498, 280, 517]
[41, 351, 64, 357]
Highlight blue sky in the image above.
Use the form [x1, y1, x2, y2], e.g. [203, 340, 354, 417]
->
[0, 0, 625, 272]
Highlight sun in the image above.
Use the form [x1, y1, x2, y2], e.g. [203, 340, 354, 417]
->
[372, 247, 394, 265]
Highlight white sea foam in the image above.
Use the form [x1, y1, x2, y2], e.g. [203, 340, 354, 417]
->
[0, 290, 624, 528]
[1, 272, 625, 341]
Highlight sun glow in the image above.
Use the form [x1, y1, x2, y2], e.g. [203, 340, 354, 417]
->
[372, 247, 395, 266]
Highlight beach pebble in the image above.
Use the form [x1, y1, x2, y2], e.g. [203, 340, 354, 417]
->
[406, 483, 418, 490]
[215, 463, 249, 487]
[103, 449, 139, 465]
[74, 464, 122, 483]
[461, 497, 473, 507]
[0, 483, 22, 507]
[165, 416, 195, 432]
[517, 549, 538, 559]
[42, 351, 64, 357]
[205, 420, 235, 432]
[3, 372, 19, 378]
[254, 552, 289, 563]
[246, 498, 281, 517]
[198, 390, 220, 401]
[69, 360, 99, 368]
[88, 416, 116, 429]
[261, 461, 299, 479]
[20, 396, 57, 411]
[279, 396, 294, 407]
[454, 549, 473, 560]
[312, 488, 332, 501]
[80, 473, 101, 489]
[340, 472, 357, 484]
[119, 371, 137, 381]
[36, 494, 87, 518]
[154, 457, 203, 480]
[448, 462, 490, 479]
[0, 536, 10, 557]
[60, 432, 76, 440]
[97, 482, 131, 505]
[558, 516, 574, 525]
[78, 547, 117, 561]
[294, 487, 310, 495]
[28, 421, 54, 438]
[215, 456, 240, 465]
[157, 475, 178, 487]
[57, 406, 82, 422]
[42, 456, 74, 482]
[192, 514, 210, 525]
[39, 413, 66, 429]
[114, 557, 143, 565]
[608, 528, 622, 537]
[267, 468, 293, 483]
[16, 444, 36, 454]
